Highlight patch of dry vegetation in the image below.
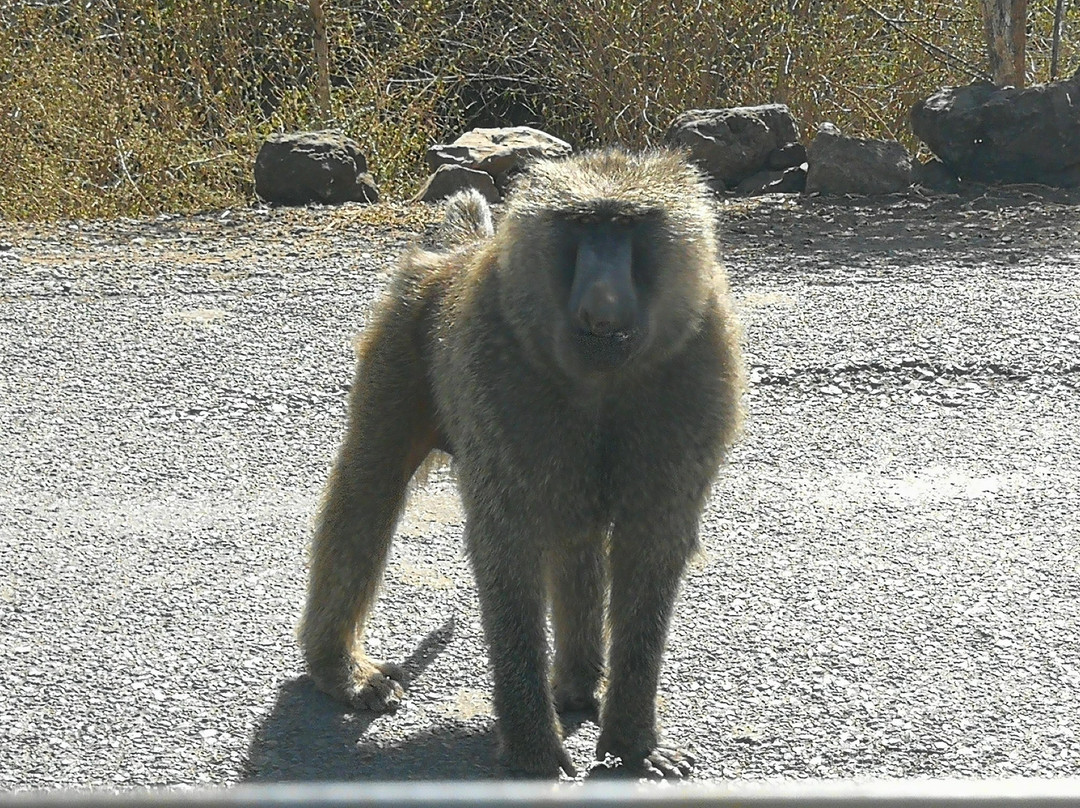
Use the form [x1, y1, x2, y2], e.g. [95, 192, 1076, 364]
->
[0, 0, 1075, 220]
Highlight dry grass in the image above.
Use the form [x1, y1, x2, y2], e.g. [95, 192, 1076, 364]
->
[0, 0, 1076, 220]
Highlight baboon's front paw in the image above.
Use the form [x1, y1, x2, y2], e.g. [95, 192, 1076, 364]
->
[311, 656, 406, 712]
[347, 658, 407, 712]
[592, 743, 695, 780]
[502, 739, 577, 779]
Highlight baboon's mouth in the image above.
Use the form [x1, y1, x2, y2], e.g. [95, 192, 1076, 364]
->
[572, 328, 637, 369]
[574, 328, 633, 343]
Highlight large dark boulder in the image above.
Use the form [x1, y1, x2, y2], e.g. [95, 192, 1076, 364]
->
[805, 123, 913, 195]
[665, 105, 801, 190]
[254, 131, 378, 205]
[910, 69, 1080, 187]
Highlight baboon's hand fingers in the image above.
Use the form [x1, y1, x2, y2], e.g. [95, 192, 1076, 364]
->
[640, 745, 695, 780]
[372, 660, 407, 685]
[590, 745, 695, 780]
[310, 656, 407, 713]
[503, 741, 577, 779]
[348, 660, 406, 712]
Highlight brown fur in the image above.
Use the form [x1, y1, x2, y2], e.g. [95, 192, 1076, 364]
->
[300, 149, 744, 778]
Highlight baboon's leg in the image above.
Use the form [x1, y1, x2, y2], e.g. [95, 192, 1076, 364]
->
[300, 328, 437, 713]
[550, 538, 606, 714]
[466, 512, 576, 778]
[597, 516, 697, 779]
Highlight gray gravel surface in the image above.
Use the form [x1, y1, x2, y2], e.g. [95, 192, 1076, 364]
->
[0, 188, 1078, 790]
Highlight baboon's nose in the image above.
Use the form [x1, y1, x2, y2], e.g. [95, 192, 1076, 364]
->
[577, 283, 622, 336]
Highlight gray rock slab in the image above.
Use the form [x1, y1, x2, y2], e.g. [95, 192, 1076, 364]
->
[413, 165, 500, 204]
[666, 105, 801, 189]
[426, 127, 572, 190]
[805, 123, 913, 196]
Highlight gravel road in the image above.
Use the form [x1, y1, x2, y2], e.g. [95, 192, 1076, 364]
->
[1, 187, 1078, 790]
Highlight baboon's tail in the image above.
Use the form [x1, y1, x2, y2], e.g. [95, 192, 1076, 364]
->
[442, 189, 495, 244]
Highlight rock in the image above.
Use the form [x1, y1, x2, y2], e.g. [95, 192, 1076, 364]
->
[426, 127, 572, 191]
[254, 131, 378, 205]
[910, 70, 1080, 186]
[413, 165, 500, 204]
[734, 165, 807, 195]
[805, 123, 913, 195]
[767, 142, 807, 171]
[665, 104, 801, 188]
[912, 158, 961, 194]
[775, 164, 808, 194]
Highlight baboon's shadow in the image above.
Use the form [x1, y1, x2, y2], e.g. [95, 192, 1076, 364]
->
[243, 618, 503, 781]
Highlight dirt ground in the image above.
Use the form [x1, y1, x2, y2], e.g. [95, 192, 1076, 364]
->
[1, 184, 1078, 789]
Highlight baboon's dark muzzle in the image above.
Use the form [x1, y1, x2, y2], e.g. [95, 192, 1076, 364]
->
[569, 225, 638, 339]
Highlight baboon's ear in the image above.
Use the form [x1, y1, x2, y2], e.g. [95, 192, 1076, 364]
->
[442, 188, 494, 243]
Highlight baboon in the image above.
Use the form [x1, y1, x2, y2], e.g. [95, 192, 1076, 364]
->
[300, 149, 744, 779]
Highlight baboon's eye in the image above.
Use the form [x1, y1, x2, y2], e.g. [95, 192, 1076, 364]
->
[631, 225, 658, 289]
[553, 225, 581, 289]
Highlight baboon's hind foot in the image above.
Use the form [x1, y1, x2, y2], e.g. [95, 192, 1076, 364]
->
[553, 675, 601, 715]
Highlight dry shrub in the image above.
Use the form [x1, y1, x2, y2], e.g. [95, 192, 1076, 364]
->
[0, 1, 303, 218]
[519, 0, 1073, 150]
[0, 0, 458, 219]
[0, 0, 1076, 219]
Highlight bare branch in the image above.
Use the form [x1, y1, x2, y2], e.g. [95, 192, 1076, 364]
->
[1051, 0, 1066, 80]
[857, 1, 990, 82]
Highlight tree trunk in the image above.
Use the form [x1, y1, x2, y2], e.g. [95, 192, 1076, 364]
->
[310, 0, 331, 123]
[979, 0, 1028, 87]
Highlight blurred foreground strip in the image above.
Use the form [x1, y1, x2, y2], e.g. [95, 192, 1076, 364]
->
[4, 780, 1080, 807]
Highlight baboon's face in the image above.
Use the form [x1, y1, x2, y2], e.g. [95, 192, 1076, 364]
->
[533, 208, 705, 380]
[555, 215, 647, 373]
[498, 151, 718, 382]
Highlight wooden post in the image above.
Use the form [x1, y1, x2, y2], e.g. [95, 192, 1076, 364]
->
[310, 0, 331, 123]
[978, 0, 1028, 87]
